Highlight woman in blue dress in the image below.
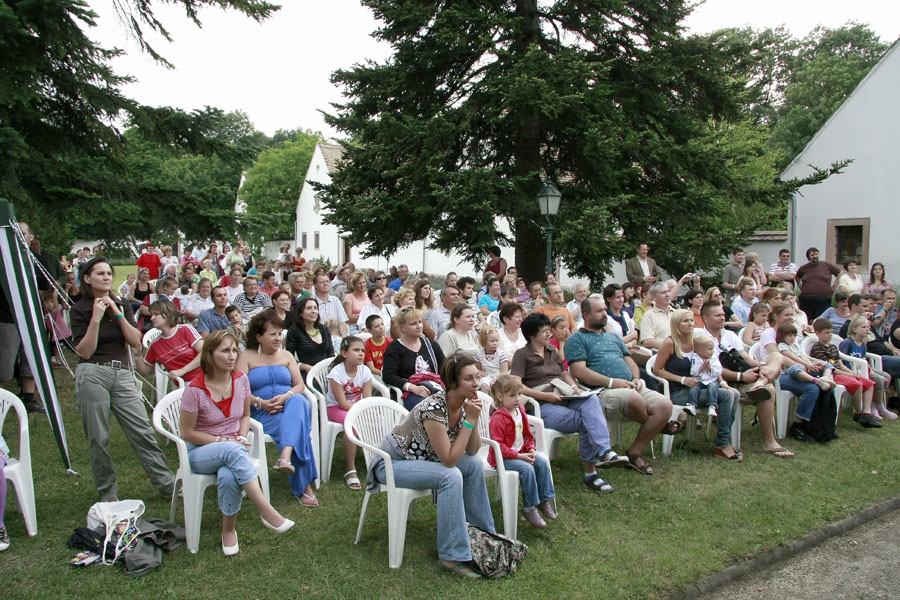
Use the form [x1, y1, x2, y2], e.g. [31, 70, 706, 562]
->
[236, 309, 319, 507]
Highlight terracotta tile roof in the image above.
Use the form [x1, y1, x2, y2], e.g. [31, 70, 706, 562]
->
[318, 142, 345, 174]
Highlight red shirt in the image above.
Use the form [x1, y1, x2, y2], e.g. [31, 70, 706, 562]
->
[143, 324, 203, 382]
[261, 285, 279, 297]
[364, 336, 391, 371]
[488, 405, 535, 467]
[137, 253, 162, 279]
[292, 257, 307, 272]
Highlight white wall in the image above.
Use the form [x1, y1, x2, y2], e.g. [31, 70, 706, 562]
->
[782, 43, 900, 279]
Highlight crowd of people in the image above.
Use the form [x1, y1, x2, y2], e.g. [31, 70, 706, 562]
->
[2, 234, 898, 571]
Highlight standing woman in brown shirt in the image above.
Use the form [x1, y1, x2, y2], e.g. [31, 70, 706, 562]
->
[70, 257, 175, 502]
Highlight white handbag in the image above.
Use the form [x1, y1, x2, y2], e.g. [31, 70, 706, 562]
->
[87, 499, 145, 565]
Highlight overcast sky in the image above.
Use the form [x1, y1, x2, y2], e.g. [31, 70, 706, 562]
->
[87, 0, 900, 138]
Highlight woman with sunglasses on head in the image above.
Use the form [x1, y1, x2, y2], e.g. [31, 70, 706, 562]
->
[383, 306, 446, 410]
[70, 256, 175, 502]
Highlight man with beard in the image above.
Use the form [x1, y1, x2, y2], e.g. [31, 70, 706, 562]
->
[566, 297, 674, 475]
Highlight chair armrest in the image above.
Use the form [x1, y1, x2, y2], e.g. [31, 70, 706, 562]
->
[866, 353, 883, 372]
[524, 397, 542, 418]
[839, 352, 869, 376]
[247, 418, 266, 460]
[527, 414, 548, 455]
[479, 437, 507, 476]
[343, 428, 396, 489]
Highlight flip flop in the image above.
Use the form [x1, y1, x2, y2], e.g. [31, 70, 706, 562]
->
[272, 458, 295, 475]
[299, 492, 318, 507]
[765, 446, 795, 458]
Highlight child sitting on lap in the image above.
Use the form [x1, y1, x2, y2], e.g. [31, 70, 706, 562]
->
[776, 323, 835, 391]
[489, 375, 556, 529]
[686, 335, 727, 417]
[477, 326, 508, 393]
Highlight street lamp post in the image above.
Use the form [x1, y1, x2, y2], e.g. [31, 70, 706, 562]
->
[536, 182, 562, 278]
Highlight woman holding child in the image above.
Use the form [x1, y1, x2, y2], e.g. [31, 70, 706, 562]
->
[655, 310, 742, 461]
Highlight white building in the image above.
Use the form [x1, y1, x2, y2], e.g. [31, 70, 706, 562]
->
[781, 40, 900, 280]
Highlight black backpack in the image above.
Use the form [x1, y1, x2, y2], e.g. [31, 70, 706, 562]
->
[803, 389, 838, 442]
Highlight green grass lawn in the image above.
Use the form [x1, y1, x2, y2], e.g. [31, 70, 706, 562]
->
[3, 340, 900, 597]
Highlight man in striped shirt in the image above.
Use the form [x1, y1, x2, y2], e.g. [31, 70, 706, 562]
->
[768, 248, 797, 284]
[232, 276, 272, 318]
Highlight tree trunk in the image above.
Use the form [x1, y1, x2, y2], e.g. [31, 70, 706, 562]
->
[512, 0, 546, 285]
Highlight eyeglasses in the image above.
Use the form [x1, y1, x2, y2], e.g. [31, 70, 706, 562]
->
[376, 276, 386, 280]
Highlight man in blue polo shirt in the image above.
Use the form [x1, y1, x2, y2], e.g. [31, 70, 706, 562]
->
[388, 264, 409, 291]
[197, 286, 231, 338]
[567, 296, 673, 475]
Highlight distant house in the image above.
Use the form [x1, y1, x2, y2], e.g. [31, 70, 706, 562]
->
[781, 40, 900, 280]
[294, 142, 510, 279]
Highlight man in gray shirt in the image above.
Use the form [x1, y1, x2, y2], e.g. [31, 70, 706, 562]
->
[721, 248, 745, 301]
[426, 285, 460, 335]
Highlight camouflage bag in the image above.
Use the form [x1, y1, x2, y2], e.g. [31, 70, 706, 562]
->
[467, 524, 527, 578]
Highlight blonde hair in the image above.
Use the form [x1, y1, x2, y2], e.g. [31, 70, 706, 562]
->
[479, 326, 499, 347]
[847, 315, 870, 339]
[393, 287, 416, 308]
[669, 308, 695, 358]
[490, 374, 523, 407]
[692, 334, 715, 350]
[393, 306, 423, 327]
[324, 318, 340, 335]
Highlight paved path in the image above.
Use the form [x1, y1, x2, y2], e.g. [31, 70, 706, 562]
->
[699, 509, 900, 600]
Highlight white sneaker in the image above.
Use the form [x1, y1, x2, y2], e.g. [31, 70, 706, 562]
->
[708, 406, 718, 418]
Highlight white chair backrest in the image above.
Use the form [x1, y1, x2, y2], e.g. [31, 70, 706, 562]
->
[645, 354, 669, 395]
[0, 389, 28, 457]
[142, 328, 162, 349]
[344, 398, 408, 468]
[476, 391, 494, 440]
[153, 388, 186, 442]
[306, 357, 334, 401]
[748, 342, 762, 363]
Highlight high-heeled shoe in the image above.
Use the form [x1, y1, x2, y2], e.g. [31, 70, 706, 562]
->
[261, 516, 295, 534]
[222, 531, 239, 556]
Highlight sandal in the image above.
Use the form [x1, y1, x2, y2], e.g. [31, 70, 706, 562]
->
[663, 420, 683, 436]
[299, 492, 319, 507]
[714, 447, 743, 461]
[343, 470, 361, 490]
[583, 472, 613, 493]
[439, 560, 482, 579]
[765, 446, 795, 458]
[626, 453, 654, 475]
[272, 458, 295, 475]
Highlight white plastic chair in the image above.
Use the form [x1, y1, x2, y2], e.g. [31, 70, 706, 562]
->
[474, 392, 520, 539]
[0, 389, 37, 536]
[645, 354, 728, 455]
[344, 398, 433, 569]
[314, 357, 390, 483]
[151, 388, 270, 553]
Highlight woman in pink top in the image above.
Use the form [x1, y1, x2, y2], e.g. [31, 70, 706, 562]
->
[180, 330, 294, 556]
[343, 271, 371, 334]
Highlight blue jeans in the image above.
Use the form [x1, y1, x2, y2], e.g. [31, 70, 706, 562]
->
[539, 394, 612, 463]
[374, 453, 495, 562]
[503, 455, 555, 508]
[402, 381, 443, 411]
[187, 441, 258, 516]
[671, 386, 738, 448]
[878, 355, 900, 381]
[688, 381, 720, 408]
[778, 373, 820, 421]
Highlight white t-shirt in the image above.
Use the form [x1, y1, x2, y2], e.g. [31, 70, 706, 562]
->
[477, 348, 508, 378]
[358, 303, 394, 333]
[326, 362, 373, 408]
[499, 327, 526, 358]
[694, 327, 742, 360]
[758, 327, 778, 361]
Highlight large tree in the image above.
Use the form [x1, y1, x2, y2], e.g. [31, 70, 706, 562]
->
[238, 128, 323, 248]
[0, 0, 278, 255]
[320, 1, 842, 285]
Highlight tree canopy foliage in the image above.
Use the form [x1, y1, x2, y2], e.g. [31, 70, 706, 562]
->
[0, 0, 278, 256]
[238, 129, 323, 248]
[320, 2, 865, 284]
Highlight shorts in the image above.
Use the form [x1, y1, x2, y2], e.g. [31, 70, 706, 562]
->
[599, 386, 666, 422]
